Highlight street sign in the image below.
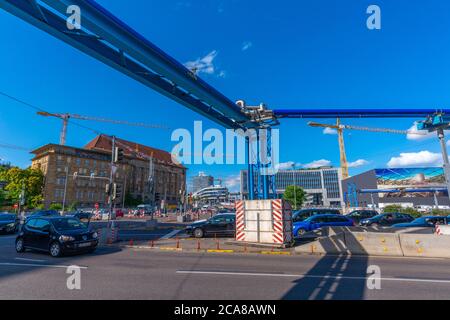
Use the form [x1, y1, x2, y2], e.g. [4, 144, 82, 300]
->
[95, 203, 99, 210]
[13, 203, 18, 209]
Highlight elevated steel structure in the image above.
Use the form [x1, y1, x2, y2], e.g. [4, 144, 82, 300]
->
[3, 0, 450, 201]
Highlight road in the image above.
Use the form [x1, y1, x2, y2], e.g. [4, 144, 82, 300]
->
[1, 234, 450, 299]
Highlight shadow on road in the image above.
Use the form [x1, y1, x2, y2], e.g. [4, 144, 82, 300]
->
[283, 230, 369, 300]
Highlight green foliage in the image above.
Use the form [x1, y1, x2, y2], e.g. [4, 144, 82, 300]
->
[67, 202, 78, 212]
[430, 209, 450, 216]
[49, 203, 63, 211]
[283, 185, 307, 210]
[0, 166, 44, 209]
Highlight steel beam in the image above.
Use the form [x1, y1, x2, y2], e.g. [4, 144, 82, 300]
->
[0, 0, 250, 129]
[274, 109, 450, 119]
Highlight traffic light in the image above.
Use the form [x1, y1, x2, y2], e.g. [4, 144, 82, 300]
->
[105, 183, 111, 195]
[114, 147, 124, 163]
[112, 183, 123, 201]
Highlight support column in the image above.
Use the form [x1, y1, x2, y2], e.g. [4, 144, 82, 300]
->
[437, 129, 450, 202]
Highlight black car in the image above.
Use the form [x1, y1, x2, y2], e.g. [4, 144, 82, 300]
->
[185, 213, 236, 238]
[0, 213, 20, 234]
[65, 211, 92, 222]
[16, 216, 98, 257]
[346, 210, 379, 224]
[360, 212, 414, 227]
[292, 208, 341, 223]
[26, 210, 60, 221]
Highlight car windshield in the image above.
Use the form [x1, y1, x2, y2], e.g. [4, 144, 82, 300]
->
[0, 214, 15, 221]
[51, 218, 87, 231]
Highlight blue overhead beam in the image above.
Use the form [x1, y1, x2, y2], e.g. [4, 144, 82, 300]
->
[274, 109, 450, 119]
[0, 0, 251, 129]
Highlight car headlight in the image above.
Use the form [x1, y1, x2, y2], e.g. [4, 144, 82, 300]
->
[361, 220, 368, 224]
[59, 235, 75, 242]
[92, 232, 98, 239]
[6, 223, 15, 228]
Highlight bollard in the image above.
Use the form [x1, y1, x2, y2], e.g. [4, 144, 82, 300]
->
[244, 243, 247, 253]
[150, 240, 154, 248]
[197, 239, 201, 251]
[129, 239, 134, 246]
[176, 237, 180, 249]
[216, 239, 220, 250]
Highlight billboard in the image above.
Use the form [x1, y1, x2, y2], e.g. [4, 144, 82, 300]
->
[375, 168, 446, 198]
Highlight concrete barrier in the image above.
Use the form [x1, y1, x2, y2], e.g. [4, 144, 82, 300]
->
[97, 227, 119, 244]
[399, 233, 450, 258]
[436, 225, 450, 235]
[294, 233, 348, 255]
[343, 231, 403, 256]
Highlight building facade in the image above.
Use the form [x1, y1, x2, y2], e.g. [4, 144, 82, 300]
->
[31, 135, 186, 210]
[191, 172, 214, 193]
[240, 167, 343, 207]
[192, 185, 229, 207]
[342, 167, 450, 208]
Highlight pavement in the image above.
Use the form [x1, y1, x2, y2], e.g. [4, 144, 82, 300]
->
[2, 233, 450, 299]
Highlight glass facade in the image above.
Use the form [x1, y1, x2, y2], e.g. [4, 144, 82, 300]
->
[241, 168, 343, 206]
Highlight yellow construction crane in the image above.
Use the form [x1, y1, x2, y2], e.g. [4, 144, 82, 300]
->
[308, 119, 427, 180]
[37, 111, 169, 146]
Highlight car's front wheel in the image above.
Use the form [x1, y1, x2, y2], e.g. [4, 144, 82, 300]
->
[15, 238, 25, 253]
[194, 228, 204, 238]
[49, 242, 62, 257]
[297, 228, 306, 237]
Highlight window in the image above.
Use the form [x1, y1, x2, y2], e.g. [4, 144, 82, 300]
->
[75, 158, 81, 166]
[211, 216, 225, 224]
[33, 219, 50, 230]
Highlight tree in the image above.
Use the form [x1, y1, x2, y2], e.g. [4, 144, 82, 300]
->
[283, 185, 307, 210]
[124, 192, 141, 207]
[49, 203, 63, 211]
[1, 166, 44, 209]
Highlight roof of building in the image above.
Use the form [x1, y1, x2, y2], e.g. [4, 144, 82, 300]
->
[85, 134, 185, 169]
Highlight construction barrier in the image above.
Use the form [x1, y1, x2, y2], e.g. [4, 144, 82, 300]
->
[294, 233, 347, 255]
[235, 199, 293, 247]
[435, 224, 450, 235]
[399, 233, 450, 258]
[344, 231, 404, 256]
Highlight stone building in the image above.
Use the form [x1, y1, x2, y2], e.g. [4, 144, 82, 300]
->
[31, 135, 187, 210]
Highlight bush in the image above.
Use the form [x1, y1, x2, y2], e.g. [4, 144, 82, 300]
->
[49, 203, 63, 211]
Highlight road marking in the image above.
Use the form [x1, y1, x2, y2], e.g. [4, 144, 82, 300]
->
[260, 251, 291, 255]
[15, 257, 47, 263]
[160, 247, 182, 251]
[176, 270, 450, 284]
[161, 229, 181, 239]
[207, 249, 234, 253]
[0, 262, 88, 269]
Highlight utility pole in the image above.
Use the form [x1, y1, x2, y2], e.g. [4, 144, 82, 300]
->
[61, 165, 70, 214]
[108, 136, 116, 223]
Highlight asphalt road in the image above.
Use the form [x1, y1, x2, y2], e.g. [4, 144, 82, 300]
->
[1, 234, 450, 300]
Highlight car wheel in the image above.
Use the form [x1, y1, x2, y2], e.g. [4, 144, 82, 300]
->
[49, 242, 62, 257]
[87, 248, 96, 254]
[15, 238, 25, 253]
[194, 228, 204, 238]
[297, 228, 306, 237]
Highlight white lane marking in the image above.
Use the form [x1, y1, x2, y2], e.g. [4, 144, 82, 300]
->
[161, 229, 181, 239]
[176, 270, 450, 284]
[15, 257, 47, 263]
[0, 262, 88, 269]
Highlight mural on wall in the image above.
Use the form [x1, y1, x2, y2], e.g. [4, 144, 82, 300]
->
[375, 168, 446, 198]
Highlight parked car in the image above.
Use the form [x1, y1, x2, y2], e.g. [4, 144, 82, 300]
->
[293, 214, 354, 237]
[26, 210, 60, 221]
[345, 210, 379, 224]
[15, 216, 98, 257]
[0, 213, 20, 234]
[185, 213, 236, 238]
[391, 216, 448, 228]
[292, 208, 341, 223]
[360, 212, 414, 227]
[65, 211, 92, 222]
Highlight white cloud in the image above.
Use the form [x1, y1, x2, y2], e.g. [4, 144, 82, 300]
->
[241, 41, 253, 51]
[276, 161, 296, 170]
[224, 174, 240, 192]
[447, 140, 450, 146]
[406, 122, 440, 141]
[303, 159, 332, 169]
[387, 151, 443, 168]
[348, 159, 369, 168]
[323, 127, 337, 135]
[184, 50, 223, 76]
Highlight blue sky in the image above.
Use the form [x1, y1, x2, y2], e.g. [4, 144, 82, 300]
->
[1, 0, 450, 191]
